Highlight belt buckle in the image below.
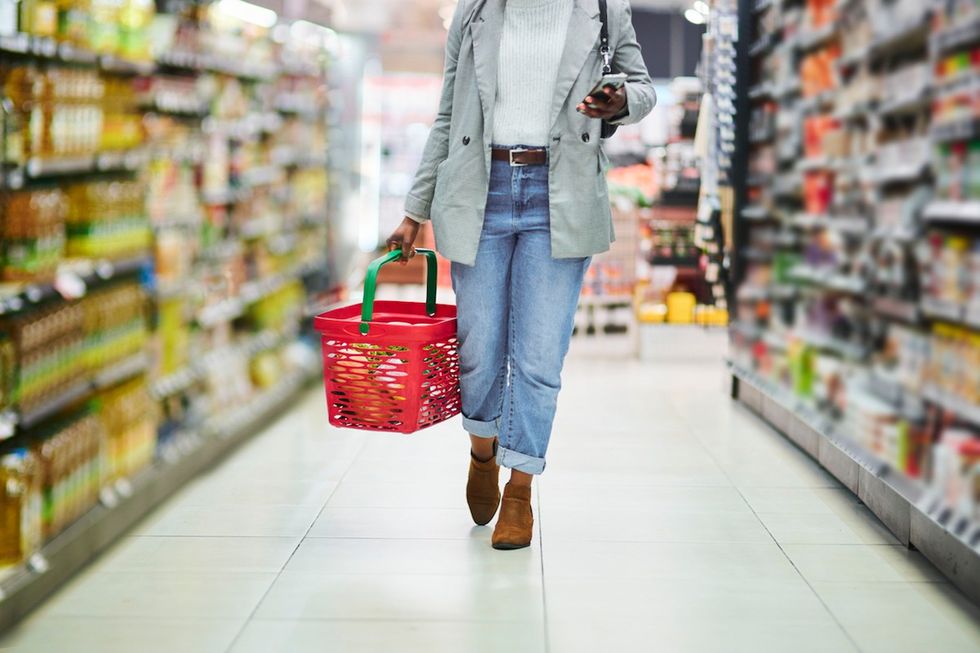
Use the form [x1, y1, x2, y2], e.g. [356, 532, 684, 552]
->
[509, 147, 529, 167]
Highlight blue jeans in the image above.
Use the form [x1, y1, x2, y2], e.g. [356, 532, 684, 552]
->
[451, 155, 590, 475]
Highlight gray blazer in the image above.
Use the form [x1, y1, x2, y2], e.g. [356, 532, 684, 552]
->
[404, 0, 656, 266]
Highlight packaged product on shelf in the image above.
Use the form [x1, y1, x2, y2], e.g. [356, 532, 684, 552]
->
[153, 296, 189, 378]
[931, 428, 980, 522]
[65, 180, 150, 259]
[2, 303, 86, 415]
[1, 65, 106, 159]
[80, 282, 148, 372]
[95, 378, 156, 481]
[0, 448, 43, 567]
[249, 349, 283, 389]
[100, 77, 143, 152]
[247, 281, 303, 332]
[18, 0, 58, 38]
[0, 188, 68, 283]
[33, 412, 107, 540]
[924, 324, 977, 406]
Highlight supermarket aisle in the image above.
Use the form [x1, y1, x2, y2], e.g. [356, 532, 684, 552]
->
[2, 331, 980, 653]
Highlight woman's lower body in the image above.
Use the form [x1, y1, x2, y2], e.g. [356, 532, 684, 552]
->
[451, 152, 590, 548]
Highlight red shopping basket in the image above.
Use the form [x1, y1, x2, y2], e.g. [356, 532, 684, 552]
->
[314, 248, 460, 433]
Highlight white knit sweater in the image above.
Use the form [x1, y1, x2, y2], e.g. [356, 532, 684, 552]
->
[492, 0, 574, 147]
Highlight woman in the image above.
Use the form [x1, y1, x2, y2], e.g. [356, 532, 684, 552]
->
[387, 0, 654, 550]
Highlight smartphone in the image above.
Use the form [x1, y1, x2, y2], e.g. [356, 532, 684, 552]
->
[582, 73, 628, 109]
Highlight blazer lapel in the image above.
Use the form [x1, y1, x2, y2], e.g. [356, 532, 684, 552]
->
[470, 0, 505, 139]
[550, 0, 602, 129]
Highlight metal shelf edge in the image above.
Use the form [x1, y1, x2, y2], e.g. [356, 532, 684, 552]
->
[730, 365, 980, 606]
[0, 368, 318, 633]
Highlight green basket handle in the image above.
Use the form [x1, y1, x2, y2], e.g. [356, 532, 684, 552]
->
[360, 248, 438, 335]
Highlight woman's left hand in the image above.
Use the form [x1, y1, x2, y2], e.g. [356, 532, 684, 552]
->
[577, 85, 628, 120]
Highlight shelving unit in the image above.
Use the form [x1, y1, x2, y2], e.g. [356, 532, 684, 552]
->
[0, 360, 319, 633]
[0, 2, 339, 631]
[727, 0, 980, 604]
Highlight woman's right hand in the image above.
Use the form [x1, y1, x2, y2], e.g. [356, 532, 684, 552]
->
[386, 217, 421, 264]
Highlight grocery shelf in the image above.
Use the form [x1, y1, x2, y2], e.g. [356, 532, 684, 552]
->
[740, 205, 774, 221]
[922, 384, 980, 430]
[874, 160, 930, 186]
[796, 24, 837, 54]
[837, 46, 869, 72]
[920, 297, 970, 325]
[748, 82, 775, 101]
[0, 33, 156, 76]
[196, 258, 326, 328]
[649, 256, 701, 268]
[796, 329, 869, 361]
[872, 296, 921, 325]
[919, 298, 980, 332]
[1, 149, 147, 189]
[877, 90, 931, 119]
[790, 213, 869, 236]
[749, 33, 775, 57]
[867, 16, 931, 62]
[732, 0, 980, 609]
[923, 200, 980, 226]
[789, 265, 868, 295]
[0, 352, 150, 440]
[13, 381, 92, 434]
[0, 365, 318, 633]
[931, 14, 980, 57]
[932, 118, 980, 144]
[799, 90, 836, 114]
[730, 364, 980, 606]
[0, 255, 151, 316]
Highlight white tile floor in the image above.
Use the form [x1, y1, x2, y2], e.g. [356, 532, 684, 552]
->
[3, 330, 980, 652]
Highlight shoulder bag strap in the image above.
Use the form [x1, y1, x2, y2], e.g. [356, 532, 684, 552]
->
[599, 0, 612, 74]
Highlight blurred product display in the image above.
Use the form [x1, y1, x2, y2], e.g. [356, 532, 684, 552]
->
[727, 0, 980, 605]
[0, 0, 338, 618]
[584, 77, 724, 338]
[0, 0, 979, 644]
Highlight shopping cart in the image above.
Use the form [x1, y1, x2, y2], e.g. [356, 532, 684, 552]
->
[314, 249, 460, 434]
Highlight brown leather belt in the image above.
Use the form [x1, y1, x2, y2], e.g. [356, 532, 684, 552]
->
[491, 147, 548, 166]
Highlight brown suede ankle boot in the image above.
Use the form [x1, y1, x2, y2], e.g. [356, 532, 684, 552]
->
[466, 443, 500, 526]
[492, 482, 533, 550]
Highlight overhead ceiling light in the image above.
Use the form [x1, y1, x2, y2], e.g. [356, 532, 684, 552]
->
[694, 1, 710, 15]
[684, 7, 706, 24]
[215, 0, 278, 28]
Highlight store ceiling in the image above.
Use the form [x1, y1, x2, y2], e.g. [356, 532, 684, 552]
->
[316, 0, 690, 34]
[261, 0, 692, 73]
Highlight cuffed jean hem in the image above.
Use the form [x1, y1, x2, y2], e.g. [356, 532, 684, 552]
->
[497, 446, 546, 475]
[463, 416, 499, 438]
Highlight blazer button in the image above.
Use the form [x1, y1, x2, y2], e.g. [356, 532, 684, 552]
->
[582, 133, 590, 143]
[462, 136, 471, 145]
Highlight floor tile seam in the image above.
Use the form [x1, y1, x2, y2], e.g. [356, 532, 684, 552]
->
[119, 534, 309, 540]
[7, 614, 250, 623]
[536, 489, 552, 653]
[242, 615, 548, 624]
[531, 537, 790, 545]
[800, 580, 951, 586]
[672, 404, 865, 652]
[116, 534, 300, 544]
[223, 435, 368, 653]
[303, 535, 503, 541]
[246, 570, 546, 579]
[235, 616, 547, 624]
